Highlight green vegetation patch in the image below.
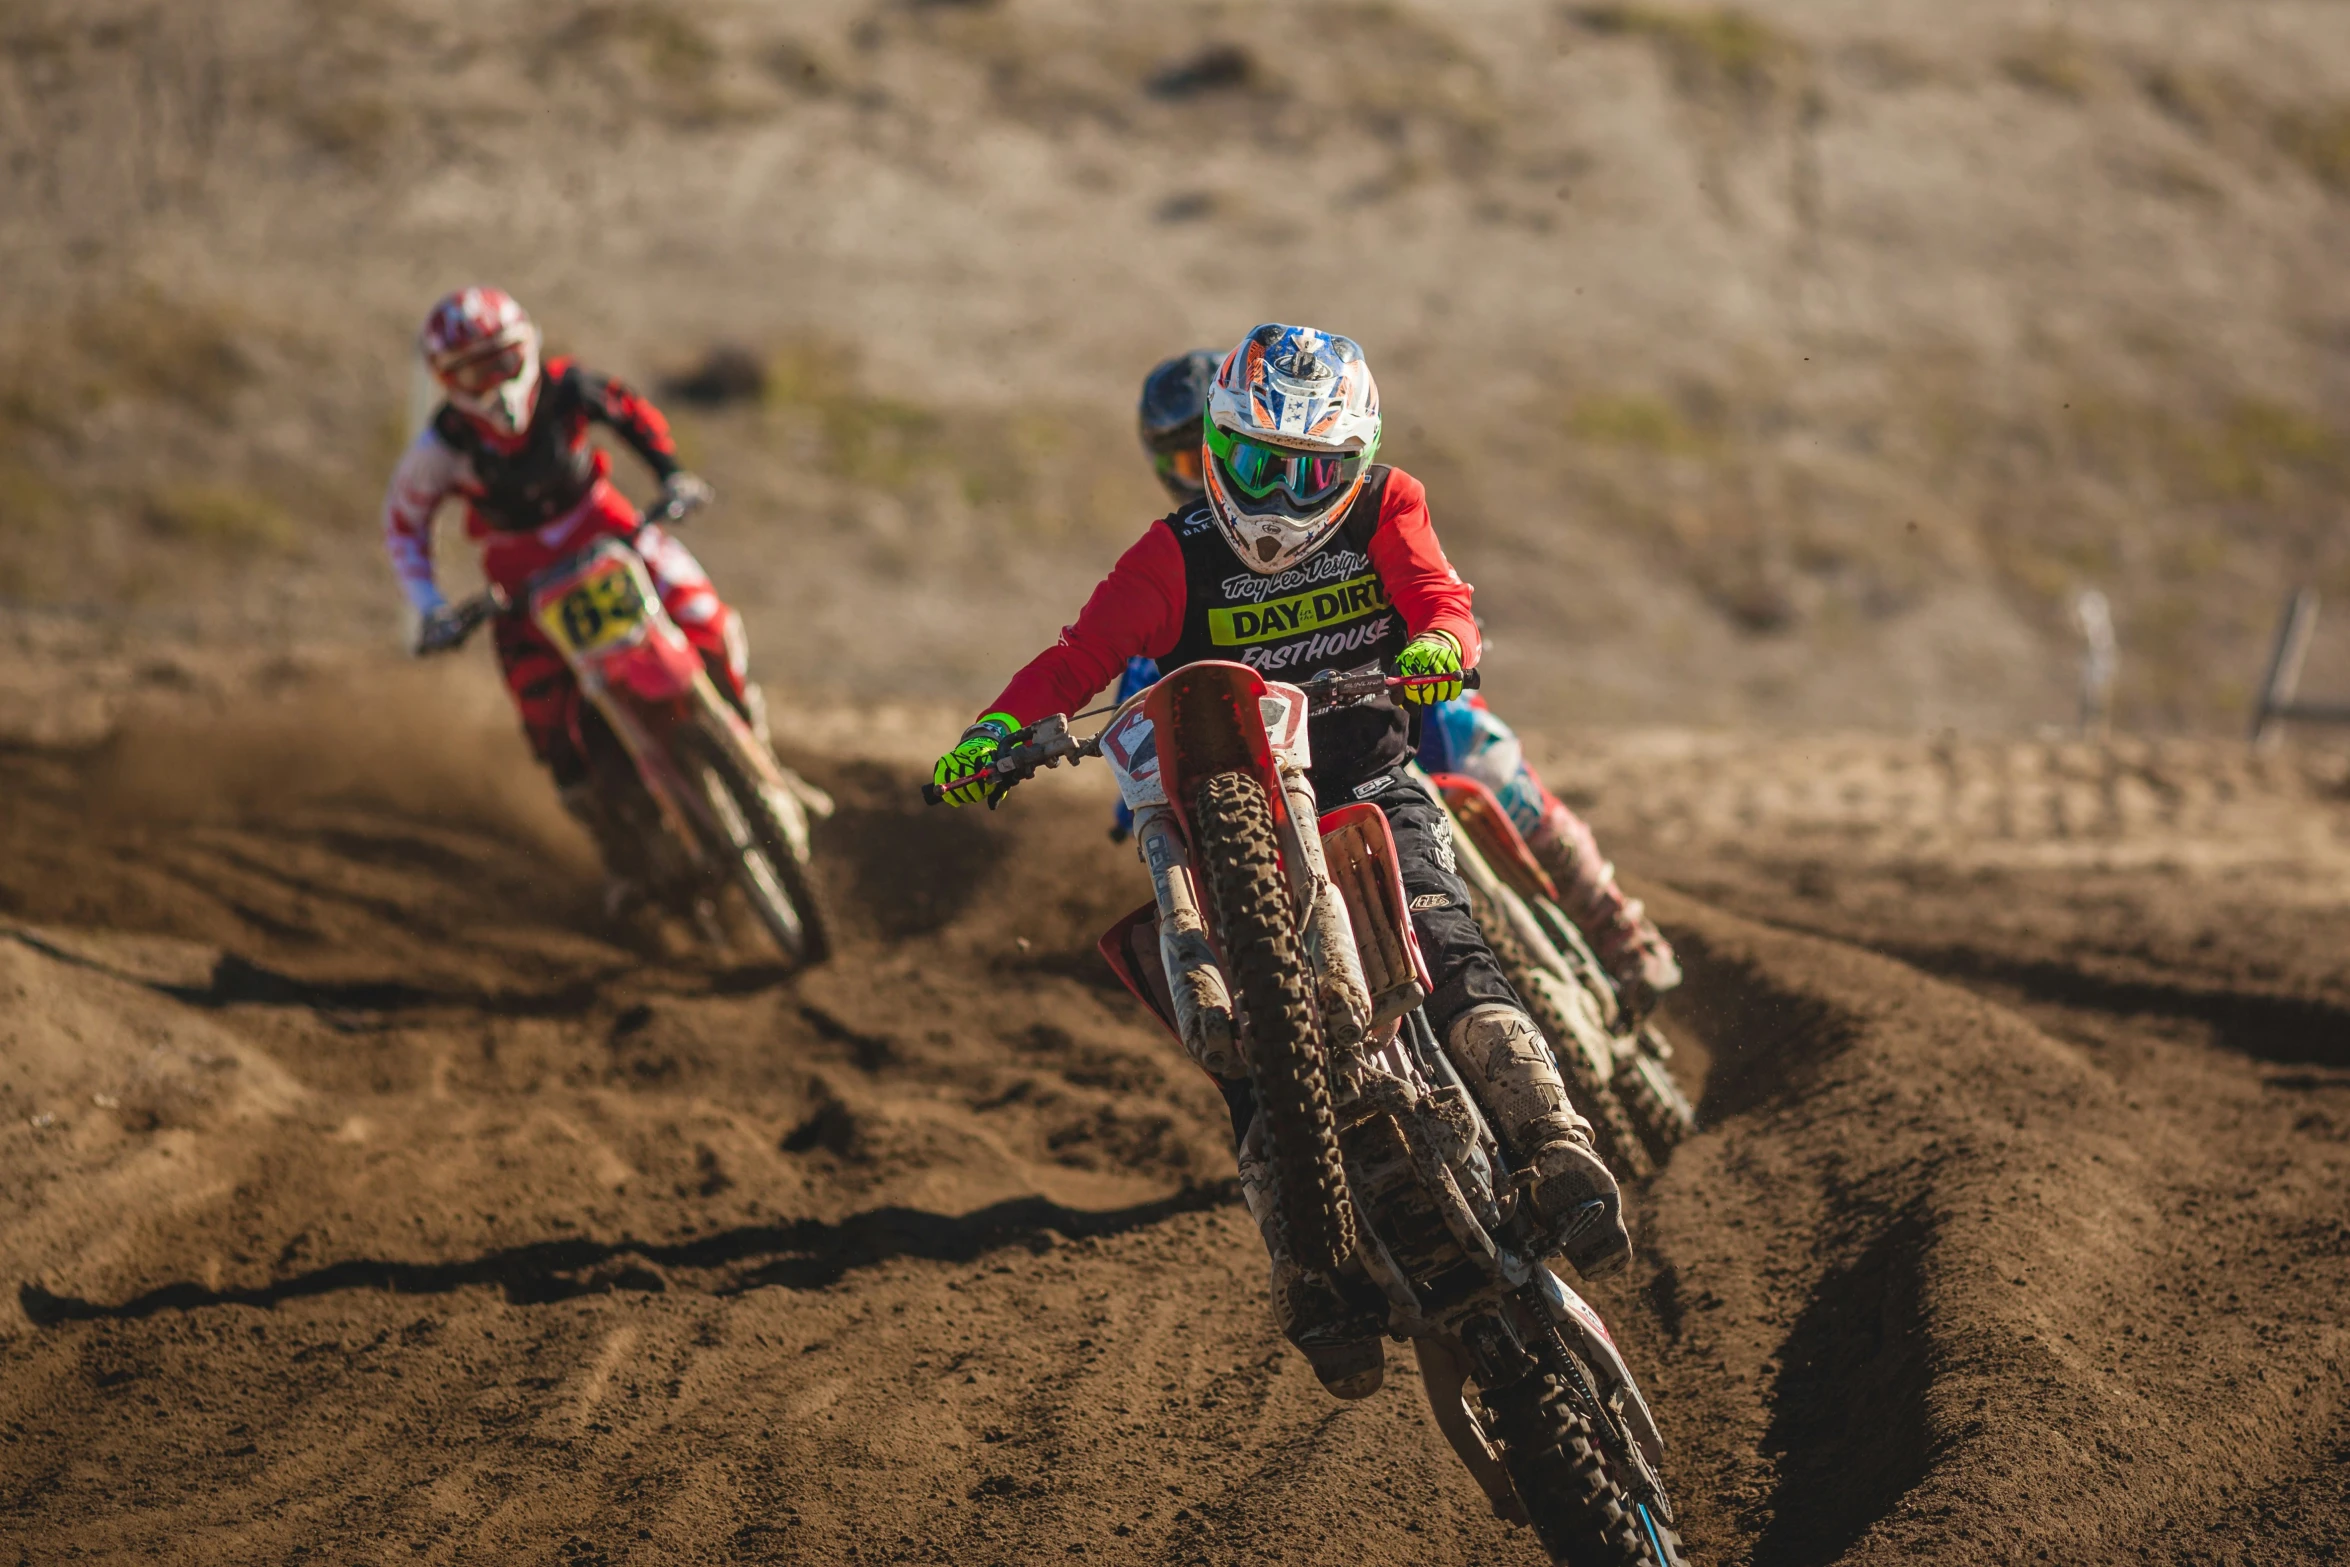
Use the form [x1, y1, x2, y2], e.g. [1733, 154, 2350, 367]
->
[2275, 101, 2350, 191]
[1999, 28, 2097, 102]
[0, 463, 61, 538]
[144, 483, 298, 554]
[1572, 5, 1804, 105]
[72, 287, 256, 418]
[1564, 391, 1713, 455]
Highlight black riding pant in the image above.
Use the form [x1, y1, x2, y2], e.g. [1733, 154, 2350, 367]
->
[1334, 763, 1522, 1040]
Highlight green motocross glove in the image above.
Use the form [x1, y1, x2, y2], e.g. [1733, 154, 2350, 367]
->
[1394, 631, 1465, 706]
[933, 714, 1019, 808]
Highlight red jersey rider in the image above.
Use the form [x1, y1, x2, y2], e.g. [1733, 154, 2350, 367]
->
[934, 324, 1634, 1400]
[383, 287, 748, 904]
[1133, 349, 1682, 1019]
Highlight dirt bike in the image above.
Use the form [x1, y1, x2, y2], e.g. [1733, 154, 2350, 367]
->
[924, 661, 1688, 1565]
[1421, 771, 1697, 1176]
[434, 491, 833, 966]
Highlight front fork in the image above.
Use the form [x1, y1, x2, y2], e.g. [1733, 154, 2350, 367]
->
[1130, 760, 1378, 1081]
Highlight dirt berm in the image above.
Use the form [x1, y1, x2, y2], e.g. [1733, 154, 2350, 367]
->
[1, 655, 2345, 1564]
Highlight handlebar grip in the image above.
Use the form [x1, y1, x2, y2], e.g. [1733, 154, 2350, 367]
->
[1463, 667, 1481, 690]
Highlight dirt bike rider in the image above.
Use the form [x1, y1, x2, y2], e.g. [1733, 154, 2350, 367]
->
[935, 324, 1634, 1394]
[384, 286, 750, 909]
[1127, 350, 1684, 1019]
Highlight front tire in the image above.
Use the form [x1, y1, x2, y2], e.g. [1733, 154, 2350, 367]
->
[1191, 769, 1355, 1277]
[1489, 1366, 1687, 1566]
[687, 727, 832, 967]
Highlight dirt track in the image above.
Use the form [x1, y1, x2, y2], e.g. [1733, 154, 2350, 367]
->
[0, 650, 2344, 1565]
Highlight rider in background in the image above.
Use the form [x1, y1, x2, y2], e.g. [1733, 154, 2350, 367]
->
[382, 286, 740, 908]
[936, 324, 1634, 1398]
[1125, 349, 1682, 1020]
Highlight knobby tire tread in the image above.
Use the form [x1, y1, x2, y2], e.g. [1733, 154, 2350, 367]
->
[1468, 882, 1653, 1180]
[1619, 1050, 1694, 1167]
[1495, 1372, 1686, 1567]
[1191, 769, 1356, 1276]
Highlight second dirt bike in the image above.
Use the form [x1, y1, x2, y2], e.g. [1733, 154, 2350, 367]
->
[1423, 772, 1696, 1176]
[436, 492, 833, 965]
[927, 661, 1688, 1565]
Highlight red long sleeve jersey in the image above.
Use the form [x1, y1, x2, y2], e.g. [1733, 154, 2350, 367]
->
[382, 357, 679, 611]
[986, 466, 1479, 781]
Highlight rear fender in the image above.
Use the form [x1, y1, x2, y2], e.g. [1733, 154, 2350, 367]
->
[1318, 802, 1431, 1026]
[1427, 772, 1560, 906]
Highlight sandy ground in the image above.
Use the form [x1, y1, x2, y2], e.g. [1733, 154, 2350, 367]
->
[2, 642, 2345, 1565]
[7, 4, 2350, 1554]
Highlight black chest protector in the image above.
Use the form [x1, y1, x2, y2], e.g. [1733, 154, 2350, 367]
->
[1159, 466, 1414, 787]
[433, 370, 598, 532]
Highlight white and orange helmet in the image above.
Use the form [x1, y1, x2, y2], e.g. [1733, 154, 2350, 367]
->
[419, 286, 542, 439]
[1202, 323, 1382, 574]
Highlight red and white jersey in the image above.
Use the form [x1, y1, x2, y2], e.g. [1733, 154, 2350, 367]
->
[381, 356, 678, 611]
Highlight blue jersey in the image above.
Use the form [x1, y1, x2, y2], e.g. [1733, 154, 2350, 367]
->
[1414, 694, 1549, 839]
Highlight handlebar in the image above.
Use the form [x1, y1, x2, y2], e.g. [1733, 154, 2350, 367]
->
[420, 488, 711, 654]
[921, 666, 1479, 807]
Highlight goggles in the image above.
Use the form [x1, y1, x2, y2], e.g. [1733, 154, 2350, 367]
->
[1154, 445, 1205, 490]
[440, 342, 528, 396]
[1207, 423, 1363, 507]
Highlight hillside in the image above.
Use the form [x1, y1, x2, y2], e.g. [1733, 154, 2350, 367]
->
[5, 0, 2350, 731]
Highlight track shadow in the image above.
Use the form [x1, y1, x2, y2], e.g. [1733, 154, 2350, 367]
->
[1883, 943, 2350, 1071]
[7, 927, 618, 1020]
[18, 1183, 1240, 1325]
[806, 758, 1014, 940]
[1753, 1214, 1935, 1567]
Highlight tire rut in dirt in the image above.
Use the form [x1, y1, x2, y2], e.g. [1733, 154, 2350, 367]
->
[1190, 768, 1355, 1276]
[1469, 881, 1653, 1179]
[1490, 1369, 1686, 1567]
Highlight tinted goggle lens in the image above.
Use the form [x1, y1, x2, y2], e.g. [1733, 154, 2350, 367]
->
[444, 343, 525, 395]
[1218, 436, 1357, 504]
[1156, 447, 1204, 487]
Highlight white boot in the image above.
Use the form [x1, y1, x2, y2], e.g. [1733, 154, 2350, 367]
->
[1444, 1003, 1632, 1279]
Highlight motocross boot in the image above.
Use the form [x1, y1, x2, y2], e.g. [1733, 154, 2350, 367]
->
[1529, 800, 1683, 1022]
[557, 781, 649, 921]
[1238, 1111, 1385, 1399]
[1444, 1003, 1632, 1280]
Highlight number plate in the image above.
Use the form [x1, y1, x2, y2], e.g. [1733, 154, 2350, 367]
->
[538, 559, 648, 655]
